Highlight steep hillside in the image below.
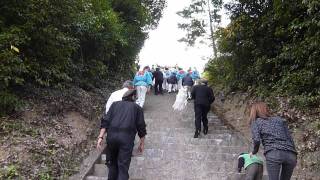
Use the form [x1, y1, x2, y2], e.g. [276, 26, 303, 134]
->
[0, 82, 121, 179]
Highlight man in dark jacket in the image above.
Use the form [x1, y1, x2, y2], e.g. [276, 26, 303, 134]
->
[191, 79, 215, 138]
[97, 89, 147, 180]
[182, 73, 194, 99]
[152, 67, 164, 95]
[167, 72, 178, 93]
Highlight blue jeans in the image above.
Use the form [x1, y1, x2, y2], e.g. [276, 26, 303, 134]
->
[265, 150, 297, 180]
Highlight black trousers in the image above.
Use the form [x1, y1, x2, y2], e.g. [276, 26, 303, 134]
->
[154, 80, 163, 95]
[106, 134, 134, 180]
[245, 163, 263, 180]
[194, 104, 210, 131]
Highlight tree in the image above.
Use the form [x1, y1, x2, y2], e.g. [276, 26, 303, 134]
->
[0, 0, 166, 115]
[205, 0, 320, 109]
[177, 0, 223, 58]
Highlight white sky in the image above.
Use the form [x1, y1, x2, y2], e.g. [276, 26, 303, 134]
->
[139, 0, 231, 72]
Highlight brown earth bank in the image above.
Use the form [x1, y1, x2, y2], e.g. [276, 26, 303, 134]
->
[0, 82, 122, 179]
[212, 91, 320, 180]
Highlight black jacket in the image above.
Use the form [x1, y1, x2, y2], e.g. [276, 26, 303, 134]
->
[191, 85, 215, 106]
[101, 101, 147, 138]
[167, 74, 177, 84]
[152, 70, 163, 81]
[182, 75, 194, 86]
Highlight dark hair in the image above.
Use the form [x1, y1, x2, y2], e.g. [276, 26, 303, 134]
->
[143, 66, 150, 71]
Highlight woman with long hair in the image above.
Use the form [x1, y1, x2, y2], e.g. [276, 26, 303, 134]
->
[249, 102, 297, 180]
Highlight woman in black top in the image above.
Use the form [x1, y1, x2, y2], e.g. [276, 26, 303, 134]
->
[249, 102, 297, 180]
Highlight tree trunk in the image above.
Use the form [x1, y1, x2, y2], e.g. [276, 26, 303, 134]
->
[207, 0, 217, 58]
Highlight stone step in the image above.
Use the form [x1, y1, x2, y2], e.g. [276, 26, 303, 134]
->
[137, 150, 239, 162]
[132, 158, 237, 169]
[86, 175, 144, 180]
[141, 144, 249, 154]
[99, 146, 249, 165]
[93, 164, 108, 177]
[100, 153, 242, 167]
[147, 130, 238, 138]
[145, 133, 244, 141]
[93, 161, 236, 177]
[143, 136, 246, 146]
[85, 174, 266, 180]
[145, 118, 224, 124]
[135, 172, 269, 180]
[146, 122, 229, 129]
[145, 128, 234, 135]
[91, 163, 269, 180]
[100, 151, 241, 165]
[227, 173, 269, 180]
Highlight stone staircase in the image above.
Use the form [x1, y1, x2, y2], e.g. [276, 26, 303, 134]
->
[84, 94, 269, 180]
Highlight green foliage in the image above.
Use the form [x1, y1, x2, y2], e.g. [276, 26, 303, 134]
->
[0, 165, 19, 179]
[177, 0, 223, 57]
[205, 0, 320, 110]
[0, 0, 166, 115]
[39, 172, 53, 180]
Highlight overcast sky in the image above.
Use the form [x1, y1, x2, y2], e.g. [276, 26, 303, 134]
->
[138, 0, 231, 72]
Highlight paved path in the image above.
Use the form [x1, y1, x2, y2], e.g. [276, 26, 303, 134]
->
[85, 93, 257, 180]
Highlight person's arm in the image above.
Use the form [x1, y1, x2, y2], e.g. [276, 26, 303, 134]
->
[208, 88, 215, 104]
[151, 72, 155, 81]
[136, 107, 147, 153]
[191, 86, 196, 100]
[97, 103, 114, 150]
[96, 128, 106, 150]
[238, 156, 245, 173]
[146, 72, 153, 86]
[251, 121, 261, 154]
[138, 136, 145, 153]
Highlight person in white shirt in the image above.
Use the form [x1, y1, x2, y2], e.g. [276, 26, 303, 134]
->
[105, 80, 134, 114]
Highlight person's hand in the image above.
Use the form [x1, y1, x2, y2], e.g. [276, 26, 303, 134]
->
[249, 152, 253, 158]
[138, 141, 144, 153]
[96, 137, 104, 151]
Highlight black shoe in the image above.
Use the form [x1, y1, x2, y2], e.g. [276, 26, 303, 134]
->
[194, 130, 200, 138]
[203, 126, 208, 135]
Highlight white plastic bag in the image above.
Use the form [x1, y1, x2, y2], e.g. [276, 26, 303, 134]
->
[172, 87, 188, 111]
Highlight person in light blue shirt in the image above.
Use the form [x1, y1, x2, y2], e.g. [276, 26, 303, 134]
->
[162, 67, 171, 91]
[191, 67, 200, 80]
[133, 66, 152, 108]
[176, 68, 186, 89]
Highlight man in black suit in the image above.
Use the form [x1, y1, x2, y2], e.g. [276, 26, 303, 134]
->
[191, 79, 215, 138]
[97, 90, 146, 180]
[182, 73, 194, 99]
[152, 67, 164, 95]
